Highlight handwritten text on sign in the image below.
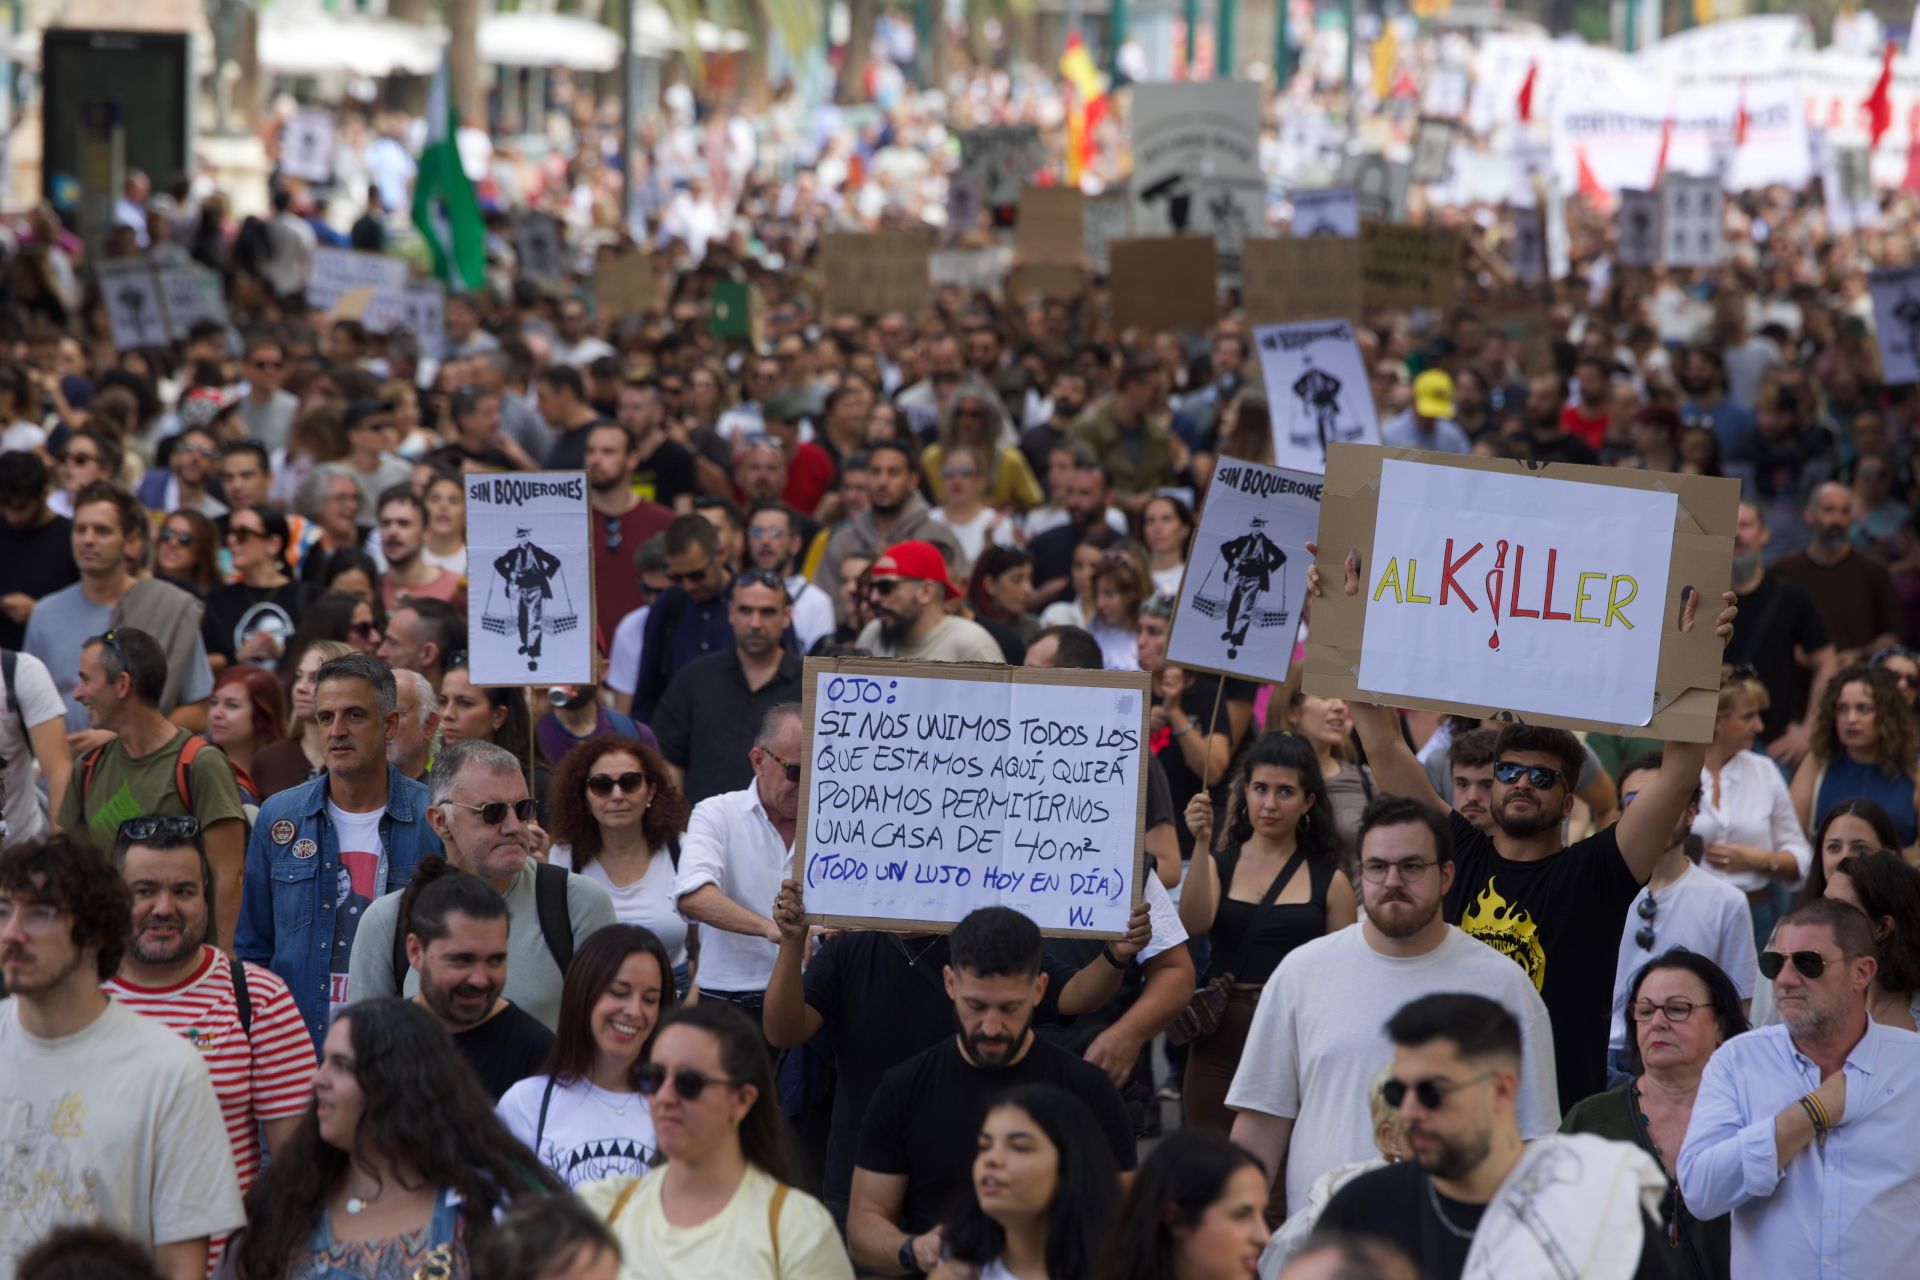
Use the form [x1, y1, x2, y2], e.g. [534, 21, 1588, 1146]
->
[801, 666, 1147, 936]
[1356, 461, 1676, 727]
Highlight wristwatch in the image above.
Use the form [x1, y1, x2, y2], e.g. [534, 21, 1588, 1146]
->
[898, 1236, 920, 1275]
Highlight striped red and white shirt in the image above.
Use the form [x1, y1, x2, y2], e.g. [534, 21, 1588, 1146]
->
[106, 946, 314, 1194]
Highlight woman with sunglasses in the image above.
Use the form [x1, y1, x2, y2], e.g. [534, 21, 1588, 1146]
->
[155, 509, 222, 598]
[206, 506, 320, 673]
[932, 1084, 1116, 1280]
[226, 997, 561, 1280]
[251, 639, 354, 799]
[928, 443, 1004, 572]
[1693, 673, 1812, 949]
[498, 924, 677, 1188]
[582, 1002, 851, 1280]
[50, 426, 123, 518]
[1870, 644, 1920, 712]
[1790, 664, 1920, 849]
[283, 591, 384, 665]
[1825, 850, 1920, 1031]
[548, 738, 694, 993]
[1561, 950, 1748, 1280]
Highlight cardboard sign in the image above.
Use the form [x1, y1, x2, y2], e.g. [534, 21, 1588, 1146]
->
[1615, 189, 1661, 269]
[1242, 237, 1361, 326]
[1410, 119, 1458, 185]
[1131, 82, 1266, 278]
[593, 251, 659, 319]
[1341, 154, 1411, 223]
[1109, 236, 1217, 332]
[1005, 263, 1089, 303]
[1083, 193, 1131, 274]
[1870, 266, 1920, 387]
[515, 213, 566, 283]
[1166, 461, 1320, 685]
[1253, 320, 1380, 474]
[1018, 186, 1084, 263]
[280, 108, 335, 185]
[1659, 175, 1723, 269]
[363, 279, 446, 354]
[308, 248, 407, 312]
[1289, 187, 1361, 238]
[1360, 223, 1460, 313]
[951, 126, 1045, 231]
[98, 260, 169, 349]
[156, 261, 227, 335]
[819, 230, 933, 317]
[1303, 444, 1738, 741]
[796, 657, 1149, 938]
[467, 472, 594, 686]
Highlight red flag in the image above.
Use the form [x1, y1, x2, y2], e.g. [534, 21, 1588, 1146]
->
[1735, 82, 1750, 147]
[1576, 145, 1612, 212]
[1867, 40, 1896, 150]
[1653, 111, 1675, 184]
[1517, 61, 1538, 124]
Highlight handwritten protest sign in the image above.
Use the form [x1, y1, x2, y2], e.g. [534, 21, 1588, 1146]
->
[593, 251, 659, 319]
[1242, 238, 1360, 325]
[1109, 237, 1216, 332]
[820, 231, 932, 317]
[1305, 445, 1738, 741]
[1253, 320, 1380, 474]
[1167, 462, 1319, 685]
[1870, 266, 1920, 386]
[797, 658, 1148, 937]
[1360, 223, 1460, 313]
[1018, 186, 1084, 263]
[467, 472, 593, 686]
[308, 248, 407, 313]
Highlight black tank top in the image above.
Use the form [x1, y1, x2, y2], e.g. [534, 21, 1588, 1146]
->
[1204, 844, 1336, 986]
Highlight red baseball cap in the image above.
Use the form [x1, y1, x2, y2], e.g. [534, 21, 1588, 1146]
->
[872, 540, 960, 599]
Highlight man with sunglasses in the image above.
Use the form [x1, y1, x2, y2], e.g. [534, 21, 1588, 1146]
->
[238, 337, 297, 450]
[1681, 898, 1920, 1279]
[1318, 993, 1667, 1280]
[347, 739, 615, 1033]
[855, 540, 1001, 664]
[137, 424, 229, 521]
[629, 515, 737, 722]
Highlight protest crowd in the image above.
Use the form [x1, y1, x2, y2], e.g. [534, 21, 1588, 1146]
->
[10, 5, 1920, 1280]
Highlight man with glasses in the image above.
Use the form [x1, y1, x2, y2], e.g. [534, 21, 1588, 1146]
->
[674, 703, 806, 1022]
[350, 739, 614, 1032]
[1228, 797, 1558, 1221]
[856, 540, 1000, 663]
[139, 425, 229, 520]
[587, 420, 672, 643]
[204, 505, 317, 671]
[630, 515, 736, 722]
[654, 571, 800, 806]
[1681, 898, 1920, 1279]
[1317, 993, 1662, 1280]
[745, 500, 833, 651]
[239, 336, 297, 450]
[236, 654, 441, 1050]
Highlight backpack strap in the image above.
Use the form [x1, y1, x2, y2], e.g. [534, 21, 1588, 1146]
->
[768, 1181, 789, 1271]
[230, 954, 253, 1036]
[604, 1177, 642, 1225]
[173, 734, 209, 811]
[391, 899, 411, 997]
[1, 648, 20, 733]
[534, 861, 575, 976]
[78, 744, 109, 807]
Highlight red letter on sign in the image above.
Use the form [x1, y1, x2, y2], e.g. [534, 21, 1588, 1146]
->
[1441, 539, 1482, 611]
[1509, 545, 1540, 619]
[1542, 548, 1572, 621]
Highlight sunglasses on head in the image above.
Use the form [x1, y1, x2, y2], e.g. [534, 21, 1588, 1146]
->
[1493, 761, 1564, 790]
[118, 814, 202, 842]
[1380, 1069, 1497, 1111]
[635, 1061, 741, 1101]
[441, 797, 539, 827]
[586, 771, 646, 797]
[1758, 949, 1838, 980]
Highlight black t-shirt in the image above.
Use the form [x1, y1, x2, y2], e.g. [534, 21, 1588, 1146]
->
[1318, 1160, 1671, 1280]
[545, 418, 611, 473]
[634, 436, 698, 509]
[804, 934, 1077, 1218]
[856, 1033, 1136, 1236]
[0, 514, 77, 650]
[202, 579, 320, 662]
[1157, 674, 1256, 861]
[1528, 431, 1599, 466]
[452, 1002, 556, 1101]
[1723, 571, 1830, 743]
[1027, 522, 1085, 601]
[1442, 812, 1641, 1107]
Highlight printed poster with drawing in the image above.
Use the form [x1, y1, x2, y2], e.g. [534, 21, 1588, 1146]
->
[1870, 266, 1920, 387]
[1166, 461, 1319, 685]
[466, 471, 593, 685]
[1253, 319, 1381, 475]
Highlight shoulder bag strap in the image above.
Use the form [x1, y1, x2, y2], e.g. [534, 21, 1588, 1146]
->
[1219, 846, 1310, 984]
[534, 861, 575, 975]
[230, 955, 253, 1036]
[604, 1177, 642, 1225]
[534, 1076, 559, 1153]
[768, 1181, 790, 1271]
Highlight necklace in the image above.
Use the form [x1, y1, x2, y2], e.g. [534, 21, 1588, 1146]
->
[343, 1187, 384, 1215]
[894, 934, 941, 967]
[1630, 1082, 1684, 1248]
[1424, 1178, 1477, 1241]
[590, 1080, 634, 1118]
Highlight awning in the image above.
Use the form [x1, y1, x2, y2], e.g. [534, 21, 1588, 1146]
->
[259, 10, 446, 78]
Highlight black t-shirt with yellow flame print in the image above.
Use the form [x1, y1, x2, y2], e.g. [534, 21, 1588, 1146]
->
[1442, 811, 1642, 1108]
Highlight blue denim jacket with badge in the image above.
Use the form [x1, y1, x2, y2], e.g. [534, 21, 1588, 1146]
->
[233, 765, 441, 1051]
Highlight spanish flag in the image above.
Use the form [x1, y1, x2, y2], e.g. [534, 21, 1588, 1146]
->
[1060, 32, 1107, 185]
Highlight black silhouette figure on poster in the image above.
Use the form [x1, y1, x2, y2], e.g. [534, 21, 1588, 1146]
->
[1627, 206, 1653, 258]
[115, 285, 152, 346]
[487, 527, 568, 672]
[1895, 296, 1920, 367]
[1139, 174, 1194, 233]
[1191, 517, 1293, 660]
[1291, 358, 1345, 455]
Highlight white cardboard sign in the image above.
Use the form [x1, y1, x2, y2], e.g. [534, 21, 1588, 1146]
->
[1616, 189, 1661, 268]
[98, 260, 169, 349]
[1130, 81, 1267, 278]
[280, 109, 336, 185]
[1659, 174, 1724, 268]
[1253, 319, 1381, 476]
[467, 471, 594, 686]
[308, 248, 408, 312]
[1871, 266, 1920, 387]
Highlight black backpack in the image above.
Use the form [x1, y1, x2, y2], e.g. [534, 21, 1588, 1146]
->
[390, 861, 576, 991]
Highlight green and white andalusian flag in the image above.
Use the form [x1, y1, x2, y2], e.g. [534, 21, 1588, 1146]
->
[411, 52, 486, 293]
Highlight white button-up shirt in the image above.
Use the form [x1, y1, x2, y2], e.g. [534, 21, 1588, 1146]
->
[1678, 1018, 1920, 1280]
[1693, 749, 1812, 894]
[673, 784, 791, 993]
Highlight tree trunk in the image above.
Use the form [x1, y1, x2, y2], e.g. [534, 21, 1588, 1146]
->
[230, 2, 263, 134]
[448, 0, 484, 124]
[387, 0, 433, 115]
[840, 0, 874, 101]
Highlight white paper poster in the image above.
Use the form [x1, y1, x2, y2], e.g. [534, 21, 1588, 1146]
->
[1411, 119, 1457, 185]
[950, 126, 1045, 230]
[98, 260, 169, 350]
[799, 663, 1148, 936]
[1289, 187, 1360, 238]
[280, 109, 336, 185]
[1130, 82, 1267, 278]
[308, 248, 407, 312]
[1357, 460, 1678, 727]
[1871, 266, 1920, 387]
[1616, 189, 1661, 268]
[515, 214, 566, 283]
[1659, 175, 1724, 268]
[1253, 320, 1381, 475]
[1083, 193, 1131, 274]
[1340, 154, 1411, 224]
[364, 279, 447, 357]
[157, 262, 228, 336]
[1167, 461, 1319, 685]
[466, 471, 594, 686]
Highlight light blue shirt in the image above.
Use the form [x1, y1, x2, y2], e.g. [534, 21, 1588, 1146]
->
[1379, 410, 1471, 454]
[1677, 1017, 1920, 1280]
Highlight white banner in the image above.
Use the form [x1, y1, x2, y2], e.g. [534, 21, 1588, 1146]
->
[1550, 79, 1810, 197]
[308, 248, 407, 312]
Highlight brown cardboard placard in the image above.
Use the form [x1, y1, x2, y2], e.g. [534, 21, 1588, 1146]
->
[1359, 222, 1461, 313]
[819, 230, 934, 317]
[1017, 185, 1085, 263]
[1242, 237, 1361, 325]
[593, 251, 659, 319]
[1302, 444, 1738, 742]
[796, 656, 1149, 939]
[1109, 236, 1217, 333]
[330, 285, 375, 323]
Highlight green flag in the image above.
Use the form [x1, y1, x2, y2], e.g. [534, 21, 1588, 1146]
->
[411, 53, 486, 294]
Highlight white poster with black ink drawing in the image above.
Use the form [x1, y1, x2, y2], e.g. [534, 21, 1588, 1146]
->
[1130, 81, 1267, 279]
[1289, 187, 1359, 238]
[98, 260, 169, 350]
[1659, 174, 1723, 269]
[1410, 119, 1457, 185]
[1616, 189, 1661, 268]
[1339, 153, 1411, 223]
[1870, 266, 1920, 387]
[1166, 461, 1320, 685]
[1253, 319, 1381, 476]
[950, 126, 1044, 232]
[280, 109, 336, 185]
[467, 471, 593, 685]
[515, 213, 566, 283]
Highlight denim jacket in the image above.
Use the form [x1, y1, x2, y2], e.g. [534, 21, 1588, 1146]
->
[233, 765, 441, 1051]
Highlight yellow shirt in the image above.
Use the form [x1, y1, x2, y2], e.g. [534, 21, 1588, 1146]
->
[580, 1163, 853, 1280]
[920, 443, 1046, 511]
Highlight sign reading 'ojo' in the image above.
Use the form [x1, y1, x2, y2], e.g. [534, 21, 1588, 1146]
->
[1356, 460, 1677, 727]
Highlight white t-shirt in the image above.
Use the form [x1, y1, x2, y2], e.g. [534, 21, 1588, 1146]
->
[935, 507, 999, 569]
[0, 650, 66, 846]
[0, 1001, 245, 1273]
[326, 798, 388, 1017]
[1607, 863, 1757, 1052]
[1224, 924, 1562, 1216]
[498, 1075, 661, 1189]
[786, 578, 836, 653]
[550, 843, 690, 970]
[607, 605, 650, 696]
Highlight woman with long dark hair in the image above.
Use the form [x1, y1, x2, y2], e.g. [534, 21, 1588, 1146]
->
[933, 1084, 1118, 1280]
[583, 1002, 851, 1279]
[966, 545, 1038, 663]
[1142, 495, 1196, 597]
[1827, 850, 1920, 1030]
[154, 509, 221, 597]
[1797, 799, 1903, 908]
[1178, 733, 1356, 1134]
[1101, 1130, 1270, 1280]
[498, 925, 677, 1188]
[283, 590, 384, 663]
[227, 998, 560, 1279]
[1791, 664, 1920, 846]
